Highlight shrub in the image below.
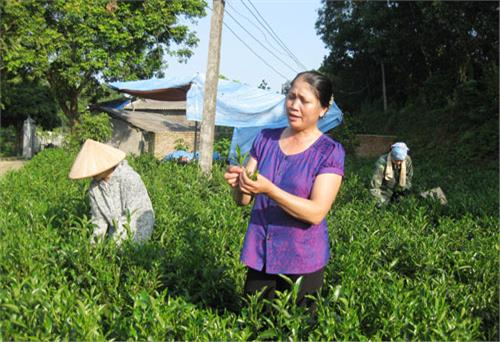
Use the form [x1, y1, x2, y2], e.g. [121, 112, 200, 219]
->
[66, 112, 112, 150]
[214, 137, 231, 161]
[329, 111, 360, 154]
[0, 126, 18, 157]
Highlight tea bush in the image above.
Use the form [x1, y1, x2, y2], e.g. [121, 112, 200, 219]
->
[0, 148, 497, 340]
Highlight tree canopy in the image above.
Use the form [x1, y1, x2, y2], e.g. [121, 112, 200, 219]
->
[1, 0, 206, 127]
[317, 1, 499, 160]
[317, 1, 498, 110]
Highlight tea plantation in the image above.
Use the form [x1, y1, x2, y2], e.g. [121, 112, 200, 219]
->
[0, 148, 497, 340]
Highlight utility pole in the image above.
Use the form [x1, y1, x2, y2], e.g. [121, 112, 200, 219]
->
[199, 0, 225, 175]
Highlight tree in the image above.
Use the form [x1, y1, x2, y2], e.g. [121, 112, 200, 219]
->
[1, 0, 206, 127]
[316, 1, 499, 160]
[0, 76, 60, 129]
[316, 1, 498, 112]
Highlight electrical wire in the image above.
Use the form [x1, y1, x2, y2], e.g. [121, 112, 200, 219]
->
[226, 1, 291, 60]
[206, 4, 290, 81]
[224, 6, 299, 74]
[223, 21, 289, 80]
[243, 0, 308, 70]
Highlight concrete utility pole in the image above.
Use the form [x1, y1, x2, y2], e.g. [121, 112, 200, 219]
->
[199, 0, 225, 175]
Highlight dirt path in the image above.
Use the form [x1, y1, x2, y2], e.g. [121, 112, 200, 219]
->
[0, 160, 26, 177]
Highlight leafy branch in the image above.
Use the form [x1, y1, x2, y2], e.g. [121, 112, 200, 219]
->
[235, 145, 259, 181]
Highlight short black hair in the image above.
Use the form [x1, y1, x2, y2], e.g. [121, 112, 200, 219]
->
[290, 71, 333, 108]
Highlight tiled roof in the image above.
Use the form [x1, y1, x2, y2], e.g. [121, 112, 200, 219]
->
[96, 106, 195, 133]
[124, 99, 186, 111]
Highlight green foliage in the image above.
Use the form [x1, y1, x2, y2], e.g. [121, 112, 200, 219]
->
[0, 149, 497, 340]
[235, 145, 249, 167]
[446, 63, 499, 160]
[317, 1, 498, 162]
[174, 138, 189, 152]
[351, 65, 498, 162]
[317, 2, 498, 113]
[329, 111, 360, 155]
[235, 145, 258, 180]
[0, 126, 18, 157]
[1, 0, 206, 126]
[214, 137, 231, 161]
[66, 112, 112, 150]
[0, 77, 60, 129]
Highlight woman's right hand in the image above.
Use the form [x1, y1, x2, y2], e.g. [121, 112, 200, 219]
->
[224, 165, 244, 188]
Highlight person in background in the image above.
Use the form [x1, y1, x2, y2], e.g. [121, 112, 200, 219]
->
[69, 139, 154, 245]
[224, 71, 344, 310]
[370, 142, 413, 207]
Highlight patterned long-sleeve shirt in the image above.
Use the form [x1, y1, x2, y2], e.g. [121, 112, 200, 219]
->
[89, 160, 154, 245]
[370, 153, 413, 204]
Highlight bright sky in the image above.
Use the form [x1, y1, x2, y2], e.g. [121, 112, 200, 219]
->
[164, 0, 328, 93]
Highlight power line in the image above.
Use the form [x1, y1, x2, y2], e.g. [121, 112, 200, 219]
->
[206, 4, 289, 81]
[240, 1, 295, 65]
[225, 1, 292, 61]
[224, 6, 299, 74]
[243, 0, 308, 70]
[223, 21, 289, 80]
[245, 0, 307, 70]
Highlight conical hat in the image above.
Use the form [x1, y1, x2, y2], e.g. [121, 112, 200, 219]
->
[69, 139, 126, 179]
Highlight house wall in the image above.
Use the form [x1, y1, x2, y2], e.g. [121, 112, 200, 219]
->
[109, 117, 152, 156]
[152, 130, 200, 159]
[110, 115, 230, 159]
[354, 134, 397, 158]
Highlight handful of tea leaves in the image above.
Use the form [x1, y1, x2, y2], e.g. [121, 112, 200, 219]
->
[236, 145, 259, 181]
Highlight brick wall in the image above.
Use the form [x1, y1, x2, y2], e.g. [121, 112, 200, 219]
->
[152, 130, 200, 159]
[355, 134, 397, 158]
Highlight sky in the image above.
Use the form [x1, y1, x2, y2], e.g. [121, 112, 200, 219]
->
[163, 0, 329, 93]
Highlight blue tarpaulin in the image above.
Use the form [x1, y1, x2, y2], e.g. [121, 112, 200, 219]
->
[108, 74, 343, 162]
[163, 150, 220, 162]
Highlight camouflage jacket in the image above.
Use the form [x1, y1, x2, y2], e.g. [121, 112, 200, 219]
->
[369, 153, 413, 204]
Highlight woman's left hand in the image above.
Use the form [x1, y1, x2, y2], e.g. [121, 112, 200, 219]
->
[238, 168, 272, 195]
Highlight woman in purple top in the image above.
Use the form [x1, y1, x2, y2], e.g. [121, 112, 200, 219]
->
[224, 71, 344, 307]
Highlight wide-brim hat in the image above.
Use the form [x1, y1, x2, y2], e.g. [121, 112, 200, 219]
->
[69, 139, 126, 180]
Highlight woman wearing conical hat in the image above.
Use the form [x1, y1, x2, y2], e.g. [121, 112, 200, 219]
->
[69, 139, 154, 245]
[370, 142, 413, 207]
